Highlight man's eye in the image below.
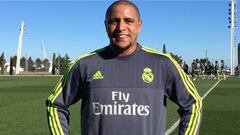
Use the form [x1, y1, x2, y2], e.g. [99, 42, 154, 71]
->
[108, 20, 118, 25]
[125, 19, 134, 24]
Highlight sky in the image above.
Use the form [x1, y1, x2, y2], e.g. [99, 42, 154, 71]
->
[0, 0, 239, 66]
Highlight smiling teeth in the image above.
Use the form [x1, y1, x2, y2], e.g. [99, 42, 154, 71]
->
[118, 35, 127, 38]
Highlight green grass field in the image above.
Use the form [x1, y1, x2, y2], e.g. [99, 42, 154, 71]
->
[0, 76, 239, 135]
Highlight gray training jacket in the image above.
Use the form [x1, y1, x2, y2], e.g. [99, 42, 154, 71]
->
[46, 45, 202, 135]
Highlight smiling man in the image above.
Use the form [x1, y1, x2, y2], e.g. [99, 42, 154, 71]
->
[46, 1, 202, 135]
[105, 1, 142, 56]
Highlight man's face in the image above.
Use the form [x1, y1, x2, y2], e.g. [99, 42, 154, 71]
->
[105, 4, 142, 49]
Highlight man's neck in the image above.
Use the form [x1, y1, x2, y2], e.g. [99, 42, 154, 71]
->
[110, 43, 138, 57]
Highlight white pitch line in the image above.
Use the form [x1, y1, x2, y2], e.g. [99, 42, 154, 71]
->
[165, 78, 224, 135]
[165, 119, 180, 135]
[201, 78, 223, 99]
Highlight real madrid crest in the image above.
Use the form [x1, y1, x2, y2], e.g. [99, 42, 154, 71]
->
[142, 67, 154, 83]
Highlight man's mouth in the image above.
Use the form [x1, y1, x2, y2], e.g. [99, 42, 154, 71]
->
[114, 34, 129, 40]
[116, 35, 128, 38]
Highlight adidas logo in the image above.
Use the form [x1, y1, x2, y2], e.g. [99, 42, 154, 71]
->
[92, 70, 104, 80]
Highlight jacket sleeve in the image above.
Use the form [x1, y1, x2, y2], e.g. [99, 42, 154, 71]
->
[46, 61, 82, 135]
[165, 57, 202, 135]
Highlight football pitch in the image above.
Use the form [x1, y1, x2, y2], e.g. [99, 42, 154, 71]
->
[0, 76, 239, 135]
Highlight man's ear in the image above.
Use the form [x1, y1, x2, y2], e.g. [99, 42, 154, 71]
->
[138, 20, 142, 33]
[104, 20, 108, 32]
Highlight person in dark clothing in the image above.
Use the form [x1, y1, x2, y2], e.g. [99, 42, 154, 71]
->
[183, 61, 189, 74]
[205, 61, 213, 79]
[46, 1, 202, 135]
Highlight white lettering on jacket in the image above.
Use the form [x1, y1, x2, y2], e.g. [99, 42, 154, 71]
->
[93, 91, 150, 116]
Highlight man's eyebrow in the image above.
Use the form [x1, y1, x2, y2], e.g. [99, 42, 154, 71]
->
[107, 17, 137, 22]
[124, 17, 134, 20]
[107, 18, 119, 21]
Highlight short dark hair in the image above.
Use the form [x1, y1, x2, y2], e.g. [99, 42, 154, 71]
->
[105, 0, 141, 20]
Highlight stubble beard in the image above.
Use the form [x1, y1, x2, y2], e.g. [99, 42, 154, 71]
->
[110, 40, 132, 55]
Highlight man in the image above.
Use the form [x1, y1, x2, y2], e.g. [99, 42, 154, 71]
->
[205, 61, 213, 79]
[192, 59, 200, 81]
[237, 64, 240, 77]
[214, 60, 220, 80]
[191, 59, 196, 79]
[200, 62, 205, 80]
[183, 61, 189, 74]
[220, 60, 224, 71]
[46, 1, 202, 135]
[220, 60, 226, 80]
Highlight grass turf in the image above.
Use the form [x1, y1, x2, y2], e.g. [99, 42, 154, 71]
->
[0, 76, 239, 135]
[167, 78, 219, 135]
[200, 76, 240, 135]
[0, 76, 59, 135]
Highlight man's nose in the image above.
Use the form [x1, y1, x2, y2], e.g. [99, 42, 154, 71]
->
[117, 21, 126, 31]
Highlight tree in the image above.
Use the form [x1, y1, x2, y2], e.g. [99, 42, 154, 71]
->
[0, 52, 4, 65]
[56, 55, 61, 71]
[0, 52, 5, 74]
[60, 54, 71, 75]
[20, 57, 26, 69]
[9, 57, 13, 75]
[52, 53, 56, 75]
[43, 58, 50, 71]
[28, 57, 34, 72]
[25, 58, 28, 72]
[163, 44, 166, 54]
[238, 43, 240, 65]
[12, 55, 17, 67]
[170, 52, 182, 64]
[35, 58, 42, 69]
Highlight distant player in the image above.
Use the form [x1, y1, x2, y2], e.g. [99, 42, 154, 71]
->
[193, 59, 201, 81]
[238, 65, 240, 77]
[191, 60, 196, 79]
[183, 61, 189, 74]
[214, 60, 220, 80]
[205, 61, 213, 79]
[200, 62, 205, 79]
[220, 60, 226, 80]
